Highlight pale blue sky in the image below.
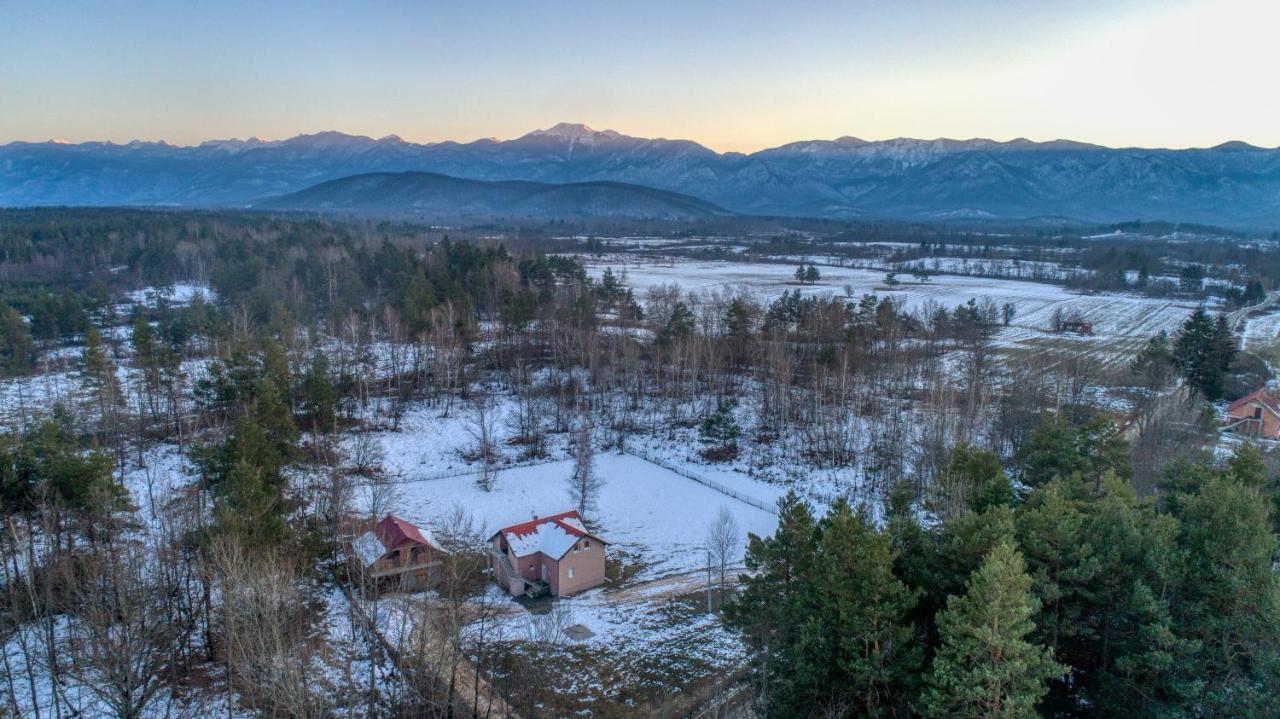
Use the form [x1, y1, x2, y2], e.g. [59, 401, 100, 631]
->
[2, 0, 1274, 151]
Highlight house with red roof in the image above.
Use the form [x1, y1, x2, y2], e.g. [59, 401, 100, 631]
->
[353, 514, 445, 589]
[488, 510, 607, 597]
[1224, 388, 1280, 439]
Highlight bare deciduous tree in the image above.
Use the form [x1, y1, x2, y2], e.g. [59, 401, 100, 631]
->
[706, 505, 741, 598]
[464, 394, 501, 492]
[567, 417, 603, 517]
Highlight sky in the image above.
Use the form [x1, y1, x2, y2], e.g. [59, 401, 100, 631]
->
[2, 0, 1277, 153]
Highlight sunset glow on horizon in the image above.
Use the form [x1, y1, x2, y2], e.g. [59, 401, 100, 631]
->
[2, 0, 1277, 152]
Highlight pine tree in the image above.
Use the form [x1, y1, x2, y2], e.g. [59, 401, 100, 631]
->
[1018, 415, 1130, 489]
[207, 416, 290, 548]
[1014, 481, 1096, 662]
[1175, 475, 1280, 714]
[724, 492, 819, 716]
[302, 352, 337, 434]
[936, 443, 1012, 517]
[1130, 330, 1176, 389]
[932, 504, 1016, 600]
[0, 304, 34, 377]
[792, 499, 921, 717]
[919, 541, 1066, 719]
[1173, 305, 1231, 400]
[1076, 475, 1190, 716]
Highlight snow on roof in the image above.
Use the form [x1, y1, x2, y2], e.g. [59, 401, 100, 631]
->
[495, 510, 605, 560]
[353, 531, 385, 566]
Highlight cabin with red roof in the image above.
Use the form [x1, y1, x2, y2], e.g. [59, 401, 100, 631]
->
[352, 514, 445, 589]
[488, 510, 607, 598]
[1224, 388, 1280, 439]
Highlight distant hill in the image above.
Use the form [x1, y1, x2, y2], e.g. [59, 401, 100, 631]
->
[5, 123, 1280, 226]
[256, 171, 733, 220]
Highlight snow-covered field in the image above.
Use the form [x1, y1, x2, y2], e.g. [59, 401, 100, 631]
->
[1242, 307, 1280, 378]
[585, 256, 1202, 365]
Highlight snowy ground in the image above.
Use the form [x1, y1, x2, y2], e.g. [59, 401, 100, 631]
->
[585, 256, 1202, 366]
[126, 282, 216, 307]
[1242, 307, 1280, 379]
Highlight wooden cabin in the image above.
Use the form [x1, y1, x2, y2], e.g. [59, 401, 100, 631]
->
[353, 514, 445, 590]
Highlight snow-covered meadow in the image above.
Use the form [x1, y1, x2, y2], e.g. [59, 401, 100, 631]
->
[584, 256, 1203, 366]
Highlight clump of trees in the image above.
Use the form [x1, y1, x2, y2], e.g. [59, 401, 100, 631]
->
[1134, 305, 1237, 399]
[795, 264, 820, 284]
[728, 438, 1280, 718]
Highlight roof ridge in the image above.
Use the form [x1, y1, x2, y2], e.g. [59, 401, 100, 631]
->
[497, 510, 581, 537]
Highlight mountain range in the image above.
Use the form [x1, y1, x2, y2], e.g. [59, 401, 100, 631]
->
[257, 171, 731, 220]
[4, 123, 1280, 226]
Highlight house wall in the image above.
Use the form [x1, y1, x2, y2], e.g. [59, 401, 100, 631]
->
[1228, 403, 1280, 438]
[490, 533, 606, 597]
[555, 537, 606, 596]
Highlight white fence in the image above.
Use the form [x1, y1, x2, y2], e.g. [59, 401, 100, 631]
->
[624, 447, 779, 516]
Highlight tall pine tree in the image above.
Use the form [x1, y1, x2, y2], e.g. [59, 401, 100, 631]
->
[919, 540, 1066, 719]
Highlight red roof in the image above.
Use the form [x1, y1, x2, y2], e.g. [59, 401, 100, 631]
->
[375, 514, 440, 551]
[490, 510, 606, 546]
[1226, 389, 1280, 416]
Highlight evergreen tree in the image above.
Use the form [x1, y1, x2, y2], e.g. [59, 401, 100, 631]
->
[0, 410, 121, 521]
[1076, 475, 1189, 717]
[1175, 475, 1280, 714]
[1173, 306, 1233, 400]
[793, 499, 921, 717]
[725, 492, 819, 717]
[1020, 475, 1190, 716]
[919, 541, 1066, 719]
[937, 443, 1012, 517]
[657, 300, 695, 345]
[934, 504, 1016, 595]
[1015, 481, 1096, 663]
[207, 416, 290, 548]
[0, 304, 34, 377]
[1130, 330, 1177, 389]
[1018, 415, 1130, 489]
[301, 352, 337, 434]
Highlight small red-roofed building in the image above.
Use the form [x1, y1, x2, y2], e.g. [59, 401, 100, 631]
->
[1224, 388, 1280, 439]
[352, 514, 445, 589]
[488, 510, 607, 597]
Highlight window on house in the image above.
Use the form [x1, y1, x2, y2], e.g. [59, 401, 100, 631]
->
[568, 567, 576, 579]
[541, 564, 548, 580]
[583, 539, 590, 548]
[1255, 407, 1264, 419]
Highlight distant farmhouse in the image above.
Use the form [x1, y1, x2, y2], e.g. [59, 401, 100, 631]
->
[489, 510, 607, 598]
[353, 514, 445, 589]
[1224, 389, 1280, 439]
[1058, 319, 1094, 336]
